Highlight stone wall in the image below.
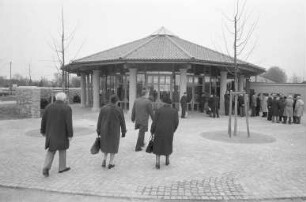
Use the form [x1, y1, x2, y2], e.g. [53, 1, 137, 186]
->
[250, 82, 306, 109]
[16, 86, 41, 118]
[16, 87, 81, 118]
[40, 88, 81, 103]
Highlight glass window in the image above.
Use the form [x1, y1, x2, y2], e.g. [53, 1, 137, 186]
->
[165, 76, 170, 84]
[160, 76, 165, 84]
[137, 74, 145, 83]
[153, 76, 158, 84]
[148, 76, 153, 84]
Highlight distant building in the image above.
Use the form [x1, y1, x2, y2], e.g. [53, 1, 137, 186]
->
[64, 27, 265, 114]
[250, 75, 275, 83]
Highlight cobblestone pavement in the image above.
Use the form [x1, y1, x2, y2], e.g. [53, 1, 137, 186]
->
[0, 105, 305, 201]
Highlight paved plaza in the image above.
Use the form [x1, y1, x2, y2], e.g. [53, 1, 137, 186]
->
[0, 104, 305, 201]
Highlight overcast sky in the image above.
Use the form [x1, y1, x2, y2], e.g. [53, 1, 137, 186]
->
[0, 0, 305, 81]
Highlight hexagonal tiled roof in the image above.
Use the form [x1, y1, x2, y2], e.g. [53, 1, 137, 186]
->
[68, 27, 264, 74]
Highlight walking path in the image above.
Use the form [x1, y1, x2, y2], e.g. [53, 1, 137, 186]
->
[0, 104, 305, 201]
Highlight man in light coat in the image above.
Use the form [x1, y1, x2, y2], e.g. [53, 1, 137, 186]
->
[283, 95, 294, 124]
[131, 89, 154, 151]
[41, 92, 73, 177]
[294, 96, 304, 124]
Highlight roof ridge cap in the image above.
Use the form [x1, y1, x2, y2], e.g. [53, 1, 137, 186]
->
[73, 37, 150, 63]
[120, 35, 158, 59]
[165, 35, 194, 59]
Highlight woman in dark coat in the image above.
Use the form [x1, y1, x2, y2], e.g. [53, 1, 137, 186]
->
[267, 94, 273, 121]
[150, 96, 179, 169]
[271, 95, 280, 123]
[97, 95, 127, 169]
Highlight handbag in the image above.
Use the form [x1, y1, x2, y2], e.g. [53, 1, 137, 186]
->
[90, 136, 100, 155]
[146, 134, 154, 153]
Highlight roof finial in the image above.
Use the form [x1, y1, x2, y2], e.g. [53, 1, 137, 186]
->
[151, 26, 175, 36]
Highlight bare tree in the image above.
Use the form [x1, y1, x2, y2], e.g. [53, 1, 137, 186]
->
[223, 0, 258, 136]
[48, 6, 86, 90]
[49, 7, 76, 90]
[289, 73, 302, 83]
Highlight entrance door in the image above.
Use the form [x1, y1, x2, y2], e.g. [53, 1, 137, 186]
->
[147, 73, 172, 101]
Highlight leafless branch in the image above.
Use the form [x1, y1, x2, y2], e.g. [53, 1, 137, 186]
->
[236, 0, 247, 22]
[222, 26, 232, 57]
[236, 20, 257, 51]
[72, 38, 87, 61]
[243, 37, 258, 61]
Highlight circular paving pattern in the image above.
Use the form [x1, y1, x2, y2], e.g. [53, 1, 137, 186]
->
[201, 130, 276, 144]
[25, 126, 95, 137]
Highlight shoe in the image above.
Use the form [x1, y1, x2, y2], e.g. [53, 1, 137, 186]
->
[59, 167, 71, 173]
[42, 168, 49, 177]
[166, 159, 170, 166]
[102, 160, 106, 168]
[155, 164, 160, 169]
[108, 164, 115, 169]
[135, 148, 142, 152]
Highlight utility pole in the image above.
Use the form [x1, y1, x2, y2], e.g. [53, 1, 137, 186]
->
[61, 6, 66, 91]
[9, 61, 12, 95]
[28, 64, 32, 85]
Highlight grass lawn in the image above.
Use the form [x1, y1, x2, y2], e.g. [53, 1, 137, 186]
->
[0, 103, 27, 120]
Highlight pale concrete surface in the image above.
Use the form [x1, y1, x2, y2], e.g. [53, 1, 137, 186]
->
[0, 104, 305, 201]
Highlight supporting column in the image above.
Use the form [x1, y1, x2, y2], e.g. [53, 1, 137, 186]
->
[92, 70, 100, 111]
[86, 74, 90, 106]
[219, 71, 228, 115]
[238, 75, 245, 91]
[179, 67, 188, 111]
[80, 73, 86, 107]
[128, 67, 137, 114]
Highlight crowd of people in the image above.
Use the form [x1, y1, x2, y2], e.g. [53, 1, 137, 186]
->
[251, 93, 304, 124]
[223, 92, 304, 124]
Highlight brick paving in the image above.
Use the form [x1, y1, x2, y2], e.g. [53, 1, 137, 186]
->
[0, 104, 305, 201]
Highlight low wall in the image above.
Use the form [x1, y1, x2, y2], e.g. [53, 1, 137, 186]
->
[16, 87, 81, 118]
[16, 86, 41, 118]
[40, 88, 81, 103]
[250, 82, 306, 108]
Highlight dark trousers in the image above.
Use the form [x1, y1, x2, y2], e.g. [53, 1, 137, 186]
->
[212, 107, 219, 118]
[251, 106, 256, 116]
[225, 103, 229, 116]
[295, 117, 301, 124]
[136, 126, 147, 150]
[267, 109, 272, 121]
[239, 106, 245, 117]
[181, 105, 187, 118]
[256, 107, 260, 116]
[282, 116, 292, 124]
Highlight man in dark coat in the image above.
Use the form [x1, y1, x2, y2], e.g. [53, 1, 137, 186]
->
[199, 93, 206, 113]
[238, 94, 245, 117]
[251, 93, 257, 117]
[97, 95, 127, 169]
[271, 95, 280, 123]
[224, 92, 230, 116]
[131, 89, 154, 151]
[150, 96, 179, 169]
[208, 94, 214, 117]
[41, 92, 73, 177]
[267, 94, 273, 121]
[256, 94, 261, 116]
[180, 92, 187, 118]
